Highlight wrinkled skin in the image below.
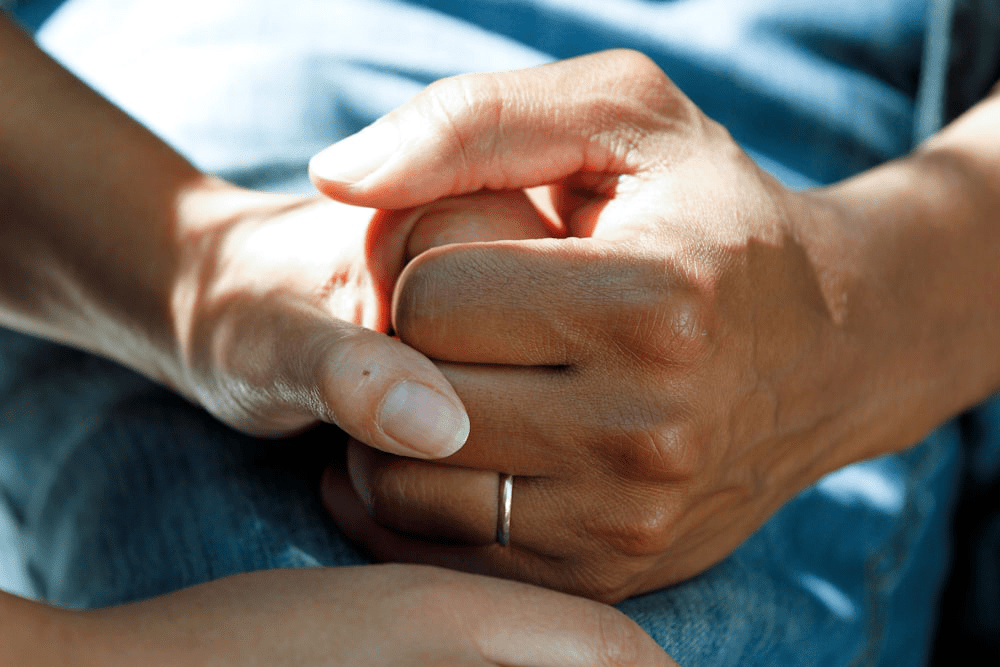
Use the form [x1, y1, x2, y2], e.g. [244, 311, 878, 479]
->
[312, 50, 997, 603]
[172, 187, 550, 457]
[1, 19, 680, 665]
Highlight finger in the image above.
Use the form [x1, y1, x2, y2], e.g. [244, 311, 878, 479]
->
[427, 362, 575, 473]
[365, 190, 558, 308]
[346, 440, 574, 553]
[476, 591, 680, 667]
[393, 232, 702, 367]
[404, 190, 559, 260]
[324, 465, 678, 619]
[309, 50, 687, 209]
[210, 298, 469, 458]
[468, 587, 680, 667]
[323, 463, 564, 588]
[391, 237, 638, 366]
[346, 439, 499, 545]
[407, 359, 684, 480]
[468, 571, 681, 667]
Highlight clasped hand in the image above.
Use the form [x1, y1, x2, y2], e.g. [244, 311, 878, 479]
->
[311, 50, 900, 603]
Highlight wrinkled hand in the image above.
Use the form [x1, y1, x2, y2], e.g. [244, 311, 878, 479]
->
[310, 50, 930, 602]
[76, 565, 674, 666]
[170, 185, 549, 459]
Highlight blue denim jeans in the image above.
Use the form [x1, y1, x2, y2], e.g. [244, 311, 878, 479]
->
[2, 0, 997, 664]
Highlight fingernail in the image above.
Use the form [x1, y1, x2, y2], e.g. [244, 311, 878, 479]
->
[309, 120, 399, 185]
[378, 381, 470, 458]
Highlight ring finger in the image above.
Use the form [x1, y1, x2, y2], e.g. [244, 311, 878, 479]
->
[343, 440, 579, 556]
[322, 461, 583, 593]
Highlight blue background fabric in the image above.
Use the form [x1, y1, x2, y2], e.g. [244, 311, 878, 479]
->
[0, 0, 997, 664]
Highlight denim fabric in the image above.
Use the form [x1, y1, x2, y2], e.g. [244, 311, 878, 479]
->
[942, 0, 1000, 124]
[1, 0, 996, 664]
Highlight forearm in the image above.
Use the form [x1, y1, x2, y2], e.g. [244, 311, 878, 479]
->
[803, 87, 1000, 466]
[0, 591, 84, 666]
[0, 15, 255, 392]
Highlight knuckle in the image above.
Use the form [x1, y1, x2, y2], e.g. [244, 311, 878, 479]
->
[598, 49, 698, 137]
[580, 490, 678, 561]
[602, 258, 715, 371]
[609, 503, 676, 559]
[606, 49, 669, 87]
[661, 294, 714, 365]
[658, 299, 713, 367]
[419, 73, 504, 187]
[422, 76, 473, 133]
[615, 423, 704, 483]
[424, 71, 491, 109]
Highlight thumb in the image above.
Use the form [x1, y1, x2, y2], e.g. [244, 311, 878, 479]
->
[314, 322, 471, 459]
[205, 299, 469, 459]
[309, 49, 681, 210]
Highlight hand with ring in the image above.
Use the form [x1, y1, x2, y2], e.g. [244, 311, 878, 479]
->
[314, 51, 997, 602]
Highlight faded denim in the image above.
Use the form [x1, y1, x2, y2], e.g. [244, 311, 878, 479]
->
[1, 0, 997, 664]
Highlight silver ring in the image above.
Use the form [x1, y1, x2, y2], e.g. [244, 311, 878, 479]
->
[497, 473, 513, 546]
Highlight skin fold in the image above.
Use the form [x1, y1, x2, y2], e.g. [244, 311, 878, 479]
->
[312, 50, 1000, 603]
[0, 15, 674, 666]
[2, 3, 998, 658]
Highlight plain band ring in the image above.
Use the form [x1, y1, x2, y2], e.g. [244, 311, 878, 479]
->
[497, 473, 513, 546]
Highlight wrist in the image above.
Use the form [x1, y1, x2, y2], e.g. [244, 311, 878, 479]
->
[0, 593, 90, 667]
[800, 147, 1000, 465]
[165, 178, 302, 399]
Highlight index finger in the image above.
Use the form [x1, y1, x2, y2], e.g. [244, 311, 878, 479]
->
[309, 50, 690, 211]
[392, 236, 655, 366]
